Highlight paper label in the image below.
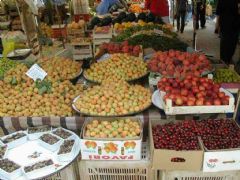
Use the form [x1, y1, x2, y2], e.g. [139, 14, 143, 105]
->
[80, 139, 141, 160]
[26, 64, 47, 81]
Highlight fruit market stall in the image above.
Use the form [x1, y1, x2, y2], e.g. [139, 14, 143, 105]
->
[0, 3, 240, 179]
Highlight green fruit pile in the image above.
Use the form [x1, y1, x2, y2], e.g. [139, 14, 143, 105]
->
[214, 69, 240, 83]
[0, 58, 17, 80]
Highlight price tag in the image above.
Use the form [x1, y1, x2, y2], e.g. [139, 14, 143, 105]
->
[154, 29, 164, 35]
[26, 64, 47, 81]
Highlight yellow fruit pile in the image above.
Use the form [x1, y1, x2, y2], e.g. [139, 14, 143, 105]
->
[84, 54, 148, 83]
[67, 20, 85, 29]
[114, 21, 153, 33]
[38, 57, 82, 81]
[85, 119, 142, 139]
[129, 4, 144, 13]
[40, 23, 53, 38]
[74, 80, 151, 116]
[0, 80, 83, 117]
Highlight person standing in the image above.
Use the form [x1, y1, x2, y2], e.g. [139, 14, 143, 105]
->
[176, 0, 188, 33]
[145, 0, 170, 23]
[195, 0, 206, 29]
[215, 0, 240, 65]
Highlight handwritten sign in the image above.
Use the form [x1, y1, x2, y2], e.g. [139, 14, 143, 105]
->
[26, 64, 47, 81]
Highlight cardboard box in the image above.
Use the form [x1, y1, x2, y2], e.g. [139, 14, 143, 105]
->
[149, 120, 204, 171]
[80, 117, 143, 161]
[202, 120, 240, 172]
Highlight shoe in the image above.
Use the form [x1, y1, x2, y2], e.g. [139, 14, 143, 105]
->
[201, 26, 206, 29]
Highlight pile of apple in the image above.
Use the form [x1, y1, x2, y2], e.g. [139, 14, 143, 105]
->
[74, 80, 151, 116]
[100, 41, 142, 57]
[84, 118, 141, 139]
[152, 119, 240, 150]
[148, 50, 212, 78]
[84, 54, 147, 83]
[158, 76, 230, 106]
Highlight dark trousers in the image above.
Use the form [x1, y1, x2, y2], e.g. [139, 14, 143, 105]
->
[196, 2, 206, 29]
[220, 31, 238, 65]
[177, 10, 186, 33]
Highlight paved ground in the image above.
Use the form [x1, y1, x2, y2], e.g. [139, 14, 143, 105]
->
[174, 18, 239, 64]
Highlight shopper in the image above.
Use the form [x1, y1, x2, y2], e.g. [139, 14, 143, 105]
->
[145, 0, 170, 23]
[176, 0, 188, 33]
[195, 0, 206, 29]
[185, 0, 192, 24]
[96, 0, 127, 15]
[215, 0, 240, 65]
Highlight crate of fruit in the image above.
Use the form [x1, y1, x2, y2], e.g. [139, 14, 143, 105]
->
[80, 117, 143, 160]
[93, 26, 113, 39]
[201, 119, 240, 172]
[150, 119, 204, 171]
[79, 142, 152, 180]
[72, 42, 92, 55]
[51, 24, 67, 39]
[153, 77, 235, 115]
[95, 41, 143, 59]
[214, 67, 240, 94]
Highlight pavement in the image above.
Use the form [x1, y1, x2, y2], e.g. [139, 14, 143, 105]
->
[174, 18, 239, 64]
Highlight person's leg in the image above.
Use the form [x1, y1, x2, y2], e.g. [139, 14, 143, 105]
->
[196, 3, 201, 29]
[200, 5, 206, 28]
[180, 11, 186, 33]
[177, 13, 180, 32]
[220, 32, 238, 65]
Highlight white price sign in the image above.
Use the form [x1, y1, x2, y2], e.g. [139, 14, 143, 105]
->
[26, 64, 47, 81]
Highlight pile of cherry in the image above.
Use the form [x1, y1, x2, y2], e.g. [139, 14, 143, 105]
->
[152, 119, 240, 150]
[157, 76, 230, 106]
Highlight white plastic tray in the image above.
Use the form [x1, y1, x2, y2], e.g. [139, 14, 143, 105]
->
[56, 137, 77, 162]
[0, 128, 81, 180]
[38, 133, 63, 152]
[152, 88, 235, 115]
[1, 131, 27, 150]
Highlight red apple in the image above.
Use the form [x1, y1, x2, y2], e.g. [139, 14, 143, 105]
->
[196, 99, 204, 106]
[175, 98, 184, 106]
[214, 99, 221, 105]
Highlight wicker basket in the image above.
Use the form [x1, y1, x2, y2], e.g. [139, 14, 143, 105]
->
[79, 142, 152, 180]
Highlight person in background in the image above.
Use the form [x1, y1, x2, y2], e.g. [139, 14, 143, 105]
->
[145, 0, 170, 23]
[176, 0, 188, 33]
[185, 0, 192, 24]
[215, 0, 240, 65]
[195, 0, 206, 29]
[96, 0, 127, 15]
